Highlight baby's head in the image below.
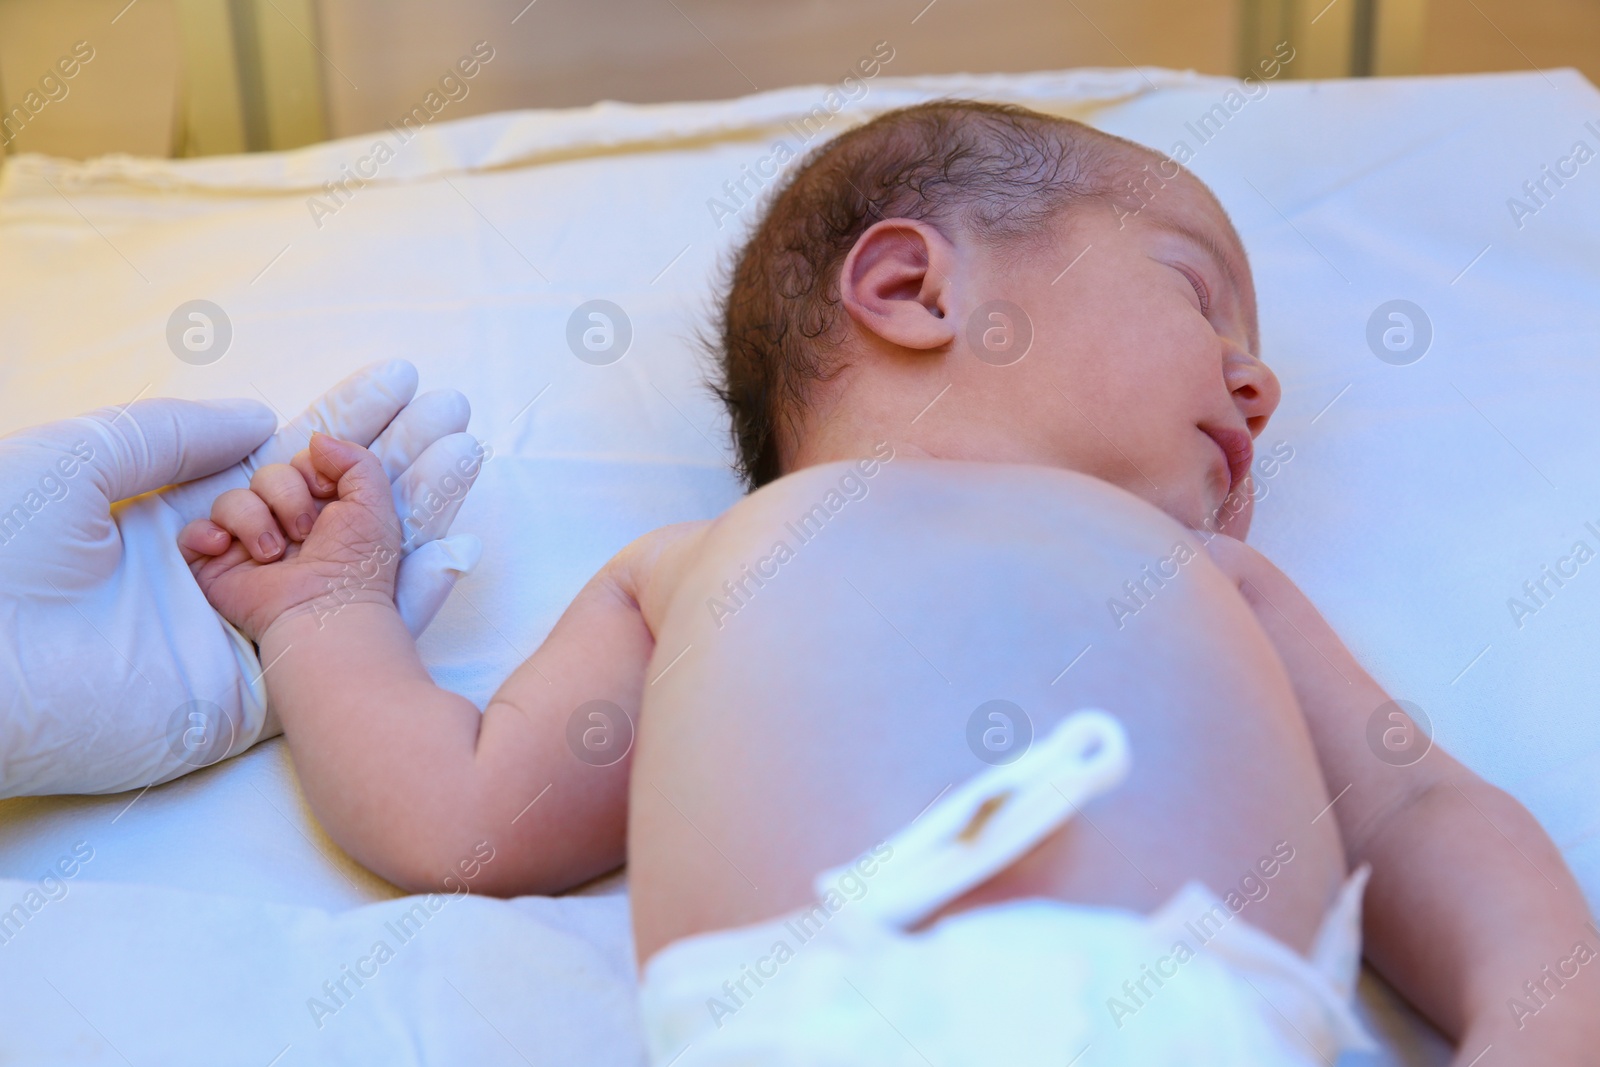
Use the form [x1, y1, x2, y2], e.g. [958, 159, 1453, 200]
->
[713, 100, 1278, 537]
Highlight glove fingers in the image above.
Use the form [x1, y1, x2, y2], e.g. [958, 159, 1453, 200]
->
[157, 360, 427, 527]
[247, 359, 419, 471]
[69, 397, 277, 504]
[395, 533, 483, 636]
[369, 388, 471, 480]
[392, 432, 488, 552]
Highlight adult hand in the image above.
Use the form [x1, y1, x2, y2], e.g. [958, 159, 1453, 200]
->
[0, 360, 485, 798]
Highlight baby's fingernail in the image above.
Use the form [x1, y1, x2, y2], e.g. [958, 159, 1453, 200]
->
[315, 475, 334, 493]
[296, 513, 313, 538]
[259, 532, 281, 557]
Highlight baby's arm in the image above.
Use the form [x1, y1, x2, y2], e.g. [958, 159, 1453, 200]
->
[261, 566, 646, 895]
[1204, 534, 1599, 1064]
[182, 433, 689, 895]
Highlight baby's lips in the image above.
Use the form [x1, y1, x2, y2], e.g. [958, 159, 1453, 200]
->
[1201, 423, 1254, 498]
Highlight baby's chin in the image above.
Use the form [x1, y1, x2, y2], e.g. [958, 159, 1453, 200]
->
[1205, 480, 1255, 540]
[1163, 481, 1253, 541]
[1107, 474, 1253, 541]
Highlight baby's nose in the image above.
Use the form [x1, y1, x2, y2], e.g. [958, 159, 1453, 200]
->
[1225, 346, 1280, 435]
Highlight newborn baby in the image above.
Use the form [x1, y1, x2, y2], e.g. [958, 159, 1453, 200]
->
[180, 102, 1596, 1064]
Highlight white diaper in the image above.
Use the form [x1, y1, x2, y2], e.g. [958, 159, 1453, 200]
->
[638, 710, 1378, 1066]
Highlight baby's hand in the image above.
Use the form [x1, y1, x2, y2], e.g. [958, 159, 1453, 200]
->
[178, 433, 403, 643]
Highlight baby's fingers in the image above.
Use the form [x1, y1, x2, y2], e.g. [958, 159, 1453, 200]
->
[250, 463, 318, 541]
[309, 433, 393, 512]
[291, 448, 337, 499]
[211, 487, 288, 561]
[178, 518, 231, 565]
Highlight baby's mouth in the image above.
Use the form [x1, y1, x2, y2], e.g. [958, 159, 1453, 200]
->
[1199, 423, 1254, 505]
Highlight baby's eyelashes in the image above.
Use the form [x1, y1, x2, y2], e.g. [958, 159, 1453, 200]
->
[1185, 270, 1212, 316]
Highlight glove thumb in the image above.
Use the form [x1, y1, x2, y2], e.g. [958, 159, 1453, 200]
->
[76, 397, 277, 503]
[395, 533, 483, 636]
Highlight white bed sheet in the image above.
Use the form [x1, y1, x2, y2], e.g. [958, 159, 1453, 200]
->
[6, 63, 1599, 1063]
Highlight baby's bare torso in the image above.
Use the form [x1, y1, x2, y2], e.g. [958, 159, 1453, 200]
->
[627, 458, 1343, 965]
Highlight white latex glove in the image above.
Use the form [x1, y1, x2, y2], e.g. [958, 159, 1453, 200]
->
[0, 360, 485, 798]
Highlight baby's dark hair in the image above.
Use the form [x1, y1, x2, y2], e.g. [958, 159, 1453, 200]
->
[710, 99, 1156, 489]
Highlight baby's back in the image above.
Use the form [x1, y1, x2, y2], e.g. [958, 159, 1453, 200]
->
[627, 456, 1344, 965]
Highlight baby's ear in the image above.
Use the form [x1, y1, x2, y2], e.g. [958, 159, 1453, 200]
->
[839, 218, 959, 352]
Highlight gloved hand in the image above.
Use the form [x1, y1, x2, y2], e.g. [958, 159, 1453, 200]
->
[0, 360, 486, 798]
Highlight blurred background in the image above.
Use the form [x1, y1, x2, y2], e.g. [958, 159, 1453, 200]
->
[0, 0, 1596, 160]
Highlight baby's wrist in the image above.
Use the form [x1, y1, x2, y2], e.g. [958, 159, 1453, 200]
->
[259, 589, 399, 654]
